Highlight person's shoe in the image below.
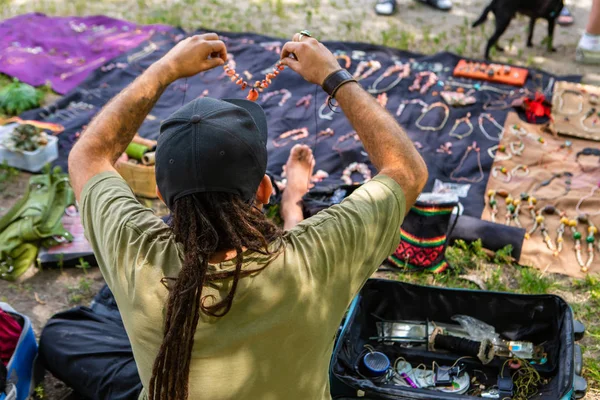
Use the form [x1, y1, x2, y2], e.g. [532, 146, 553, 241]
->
[417, 0, 452, 11]
[375, 0, 397, 16]
[576, 33, 600, 64]
[557, 6, 574, 26]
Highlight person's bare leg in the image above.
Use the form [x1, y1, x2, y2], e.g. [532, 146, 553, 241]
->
[280, 144, 315, 231]
[577, 0, 600, 63]
[588, 0, 600, 34]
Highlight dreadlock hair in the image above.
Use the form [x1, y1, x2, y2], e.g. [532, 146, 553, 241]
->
[148, 191, 283, 400]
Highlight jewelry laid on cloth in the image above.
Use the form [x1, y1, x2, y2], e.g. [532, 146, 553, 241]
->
[223, 60, 285, 101]
[512, 164, 529, 177]
[510, 140, 525, 156]
[409, 71, 439, 95]
[368, 62, 411, 94]
[296, 94, 312, 108]
[580, 107, 600, 133]
[261, 89, 292, 107]
[332, 131, 361, 152]
[317, 128, 335, 142]
[503, 194, 521, 227]
[341, 162, 372, 185]
[335, 53, 352, 69]
[576, 184, 600, 217]
[353, 60, 382, 81]
[441, 90, 476, 107]
[449, 141, 484, 183]
[531, 172, 573, 201]
[449, 113, 474, 140]
[415, 102, 450, 131]
[272, 127, 309, 147]
[445, 77, 519, 95]
[523, 194, 538, 239]
[396, 99, 428, 118]
[436, 142, 453, 154]
[377, 93, 388, 108]
[576, 147, 600, 172]
[478, 113, 504, 141]
[318, 98, 338, 120]
[487, 189, 504, 223]
[556, 89, 584, 115]
[127, 42, 158, 63]
[60, 57, 107, 80]
[535, 205, 567, 256]
[487, 144, 511, 161]
[492, 165, 511, 182]
[509, 124, 529, 137]
[570, 215, 597, 273]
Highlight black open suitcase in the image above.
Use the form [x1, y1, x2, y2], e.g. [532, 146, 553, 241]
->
[330, 279, 587, 400]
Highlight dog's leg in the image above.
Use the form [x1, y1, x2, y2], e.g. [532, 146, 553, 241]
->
[485, 14, 512, 59]
[546, 18, 557, 52]
[527, 17, 536, 47]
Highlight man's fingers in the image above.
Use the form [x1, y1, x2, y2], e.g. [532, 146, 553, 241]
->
[206, 40, 228, 61]
[292, 33, 302, 42]
[198, 32, 219, 41]
[205, 57, 225, 69]
[281, 42, 301, 60]
[279, 57, 301, 74]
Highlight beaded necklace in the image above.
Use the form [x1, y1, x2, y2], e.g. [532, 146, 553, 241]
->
[353, 60, 382, 81]
[535, 205, 567, 257]
[523, 194, 538, 239]
[415, 102, 450, 131]
[272, 127, 309, 148]
[332, 131, 361, 152]
[449, 113, 473, 140]
[368, 62, 411, 94]
[576, 184, 600, 217]
[261, 89, 291, 107]
[532, 172, 573, 201]
[341, 162, 372, 185]
[478, 113, 504, 141]
[409, 71, 438, 95]
[556, 89, 584, 116]
[223, 60, 285, 101]
[570, 215, 597, 273]
[449, 141, 484, 183]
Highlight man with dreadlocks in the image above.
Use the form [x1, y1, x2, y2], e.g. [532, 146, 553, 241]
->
[54, 32, 427, 400]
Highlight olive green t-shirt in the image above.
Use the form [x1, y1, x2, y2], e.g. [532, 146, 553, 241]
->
[80, 171, 406, 400]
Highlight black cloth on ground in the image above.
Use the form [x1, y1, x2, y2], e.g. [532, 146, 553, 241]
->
[20, 29, 580, 219]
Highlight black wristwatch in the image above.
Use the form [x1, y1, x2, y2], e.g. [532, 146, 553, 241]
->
[322, 69, 357, 98]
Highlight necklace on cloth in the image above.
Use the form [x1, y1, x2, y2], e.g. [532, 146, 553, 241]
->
[223, 60, 285, 101]
[332, 131, 361, 152]
[570, 215, 597, 273]
[272, 127, 309, 147]
[532, 172, 573, 201]
[368, 62, 411, 94]
[341, 162, 372, 185]
[449, 113, 473, 140]
[409, 71, 438, 95]
[576, 147, 600, 172]
[487, 144, 512, 161]
[318, 98, 338, 120]
[353, 60, 382, 81]
[335, 53, 352, 69]
[396, 99, 428, 118]
[556, 89, 584, 116]
[492, 165, 511, 183]
[449, 141, 484, 183]
[415, 102, 450, 131]
[478, 113, 504, 141]
[536, 205, 567, 257]
[487, 189, 506, 223]
[524, 194, 539, 239]
[296, 94, 312, 108]
[580, 107, 600, 133]
[503, 194, 523, 227]
[576, 184, 600, 217]
[261, 89, 291, 106]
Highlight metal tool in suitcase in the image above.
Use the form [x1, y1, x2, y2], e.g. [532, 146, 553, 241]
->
[0, 303, 38, 400]
[330, 279, 587, 399]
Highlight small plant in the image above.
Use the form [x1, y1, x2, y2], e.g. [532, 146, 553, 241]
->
[76, 257, 91, 274]
[67, 277, 94, 304]
[34, 384, 45, 399]
[493, 244, 513, 265]
[0, 78, 43, 115]
[516, 267, 555, 294]
[0, 161, 19, 191]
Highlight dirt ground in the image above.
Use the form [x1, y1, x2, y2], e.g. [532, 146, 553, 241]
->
[1, 0, 600, 398]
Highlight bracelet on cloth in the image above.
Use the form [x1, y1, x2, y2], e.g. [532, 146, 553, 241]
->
[322, 69, 357, 99]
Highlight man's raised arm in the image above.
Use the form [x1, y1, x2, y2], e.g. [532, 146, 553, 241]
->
[68, 34, 227, 202]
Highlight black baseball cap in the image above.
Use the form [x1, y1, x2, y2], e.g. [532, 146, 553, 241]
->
[155, 97, 268, 210]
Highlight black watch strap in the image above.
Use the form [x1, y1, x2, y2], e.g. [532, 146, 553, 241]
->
[322, 69, 357, 98]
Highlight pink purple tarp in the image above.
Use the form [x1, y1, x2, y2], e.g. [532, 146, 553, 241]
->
[0, 13, 171, 94]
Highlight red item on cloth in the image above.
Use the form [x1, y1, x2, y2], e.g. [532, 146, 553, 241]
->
[523, 92, 553, 123]
[0, 309, 22, 366]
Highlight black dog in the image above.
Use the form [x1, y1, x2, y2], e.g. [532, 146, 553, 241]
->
[473, 0, 564, 59]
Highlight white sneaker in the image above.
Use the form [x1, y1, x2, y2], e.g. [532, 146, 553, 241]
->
[576, 33, 600, 64]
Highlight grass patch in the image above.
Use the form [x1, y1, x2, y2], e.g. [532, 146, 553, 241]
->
[67, 277, 94, 304]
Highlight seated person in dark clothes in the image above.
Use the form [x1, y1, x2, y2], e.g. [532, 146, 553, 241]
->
[39, 32, 427, 400]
